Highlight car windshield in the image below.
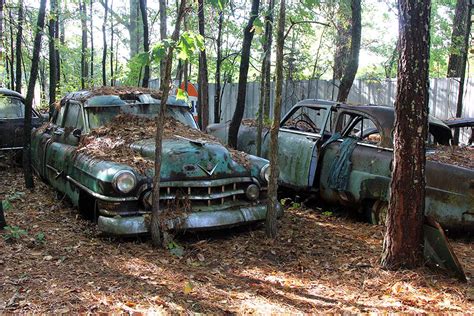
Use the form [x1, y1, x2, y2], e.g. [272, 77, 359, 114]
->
[0, 96, 25, 119]
[86, 103, 198, 130]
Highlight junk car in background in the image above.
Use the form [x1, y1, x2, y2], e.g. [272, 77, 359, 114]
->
[207, 99, 473, 231]
[31, 87, 281, 235]
[0, 88, 43, 152]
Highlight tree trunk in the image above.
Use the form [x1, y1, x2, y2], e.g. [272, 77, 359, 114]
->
[159, 0, 167, 87]
[447, 0, 468, 78]
[337, 0, 361, 102]
[49, 0, 58, 116]
[129, 0, 141, 58]
[102, 0, 108, 86]
[151, 0, 186, 248]
[265, 0, 285, 239]
[139, 0, 150, 87]
[257, 0, 274, 156]
[8, 8, 14, 90]
[197, 0, 209, 130]
[228, 0, 260, 148]
[110, 0, 115, 86]
[80, 0, 89, 89]
[214, 9, 223, 124]
[0, 200, 6, 229]
[90, 0, 94, 81]
[381, 0, 431, 270]
[15, 2, 23, 93]
[0, 0, 3, 85]
[24, 0, 48, 189]
[333, 2, 352, 81]
[452, 3, 471, 144]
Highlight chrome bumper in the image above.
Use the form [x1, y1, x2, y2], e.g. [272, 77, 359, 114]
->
[97, 203, 283, 235]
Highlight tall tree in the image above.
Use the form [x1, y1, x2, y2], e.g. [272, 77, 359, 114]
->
[8, 8, 14, 90]
[139, 0, 150, 87]
[257, 0, 275, 156]
[447, 0, 468, 78]
[110, 0, 115, 86]
[381, 0, 431, 269]
[197, 0, 209, 130]
[451, 2, 472, 144]
[24, 0, 48, 189]
[151, 0, 187, 248]
[14, 2, 23, 93]
[80, 0, 89, 89]
[228, 0, 260, 148]
[102, 0, 108, 85]
[337, 0, 361, 102]
[0, 0, 4, 86]
[159, 0, 167, 87]
[90, 0, 94, 81]
[266, 0, 285, 238]
[214, 9, 224, 123]
[49, 0, 58, 115]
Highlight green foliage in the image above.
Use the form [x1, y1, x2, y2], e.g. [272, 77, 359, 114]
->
[177, 32, 205, 61]
[176, 88, 189, 102]
[322, 211, 333, 216]
[2, 226, 28, 241]
[167, 240, 184, 257]
[35, 232, 46, 245]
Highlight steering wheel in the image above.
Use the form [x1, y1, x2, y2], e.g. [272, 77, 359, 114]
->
[294, 118, 319, 133]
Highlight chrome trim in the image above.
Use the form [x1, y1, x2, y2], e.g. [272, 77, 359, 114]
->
[46, 164, 62, 178]
[0, 146, 23, 151]
[259, 164, 270, 183]
[66, 175, 139, 202]
[159, 189, 245, 200]
[160, 177, 255, 187]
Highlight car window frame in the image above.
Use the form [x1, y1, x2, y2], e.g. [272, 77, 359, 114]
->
[61, 100, 85, 130]
[280, 104, 333, 138]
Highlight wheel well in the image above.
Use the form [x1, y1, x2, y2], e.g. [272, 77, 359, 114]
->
[78, 190, 98, 222]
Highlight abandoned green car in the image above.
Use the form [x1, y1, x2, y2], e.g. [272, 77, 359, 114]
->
[31, 88, 281, 235]
[207, 99, 474, 231]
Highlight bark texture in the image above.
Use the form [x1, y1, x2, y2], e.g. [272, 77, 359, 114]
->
[80, 0, 89, 89]
[214, 9, 223, 123]
[49, 0, 58, 115]
[381, 0, 431, 269]
[139, 0, 150, 87]
[24, 0, 48, 189]
[257, 0, 274, 156]
[336, 0, 361, 102]
[151, 0, 186, 248]
[14, 2, 23, 93]
[228, 0, 260, 148]
[197, 0, 209, 130]
[265, 0, 285, 238]
[159, 0, 167, 87]
[102, 0, 108, 85]
[447, 0, 468, 78]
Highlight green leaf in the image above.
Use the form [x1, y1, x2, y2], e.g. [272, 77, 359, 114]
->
[1, 200, 12, 211]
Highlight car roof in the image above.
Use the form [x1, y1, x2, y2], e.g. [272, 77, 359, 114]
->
[60, 87, 189, 108]
[0, 88, 25, 100]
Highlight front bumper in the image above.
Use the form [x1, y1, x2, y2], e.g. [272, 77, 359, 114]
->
[97, 203, 284, 235]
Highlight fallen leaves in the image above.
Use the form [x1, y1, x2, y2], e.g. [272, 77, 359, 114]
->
[0, 169, 473, 313]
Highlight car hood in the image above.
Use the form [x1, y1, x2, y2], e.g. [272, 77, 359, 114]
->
[129, 137, 251, 180]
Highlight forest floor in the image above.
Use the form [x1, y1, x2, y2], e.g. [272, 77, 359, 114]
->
[0, 167, 473, 313]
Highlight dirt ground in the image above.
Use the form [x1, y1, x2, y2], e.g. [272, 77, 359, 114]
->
[1, 168, 473, 313]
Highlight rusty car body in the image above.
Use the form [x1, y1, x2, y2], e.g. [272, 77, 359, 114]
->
[207, 99, 474, 230]
[0, 88, 42, 152]
[31, 88, 281, 235]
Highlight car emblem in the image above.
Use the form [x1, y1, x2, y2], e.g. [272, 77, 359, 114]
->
[197, 162, 219, 176]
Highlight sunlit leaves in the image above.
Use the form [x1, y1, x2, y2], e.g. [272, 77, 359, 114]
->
[177, 31, 205, 60]
[176, 88, 189, 102]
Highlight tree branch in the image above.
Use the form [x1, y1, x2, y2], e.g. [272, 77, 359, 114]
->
[284, 19, 330, 41]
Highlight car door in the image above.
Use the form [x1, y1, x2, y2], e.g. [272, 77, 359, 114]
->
[261, 105, 333, 190]
[45, 101, 85, 192]
[0, 96, 25, 149]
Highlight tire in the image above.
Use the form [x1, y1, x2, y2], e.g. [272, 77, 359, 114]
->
[368, 200, 388, 225]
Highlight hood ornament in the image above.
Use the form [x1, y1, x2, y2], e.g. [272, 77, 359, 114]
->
[197, 162, 219, 176]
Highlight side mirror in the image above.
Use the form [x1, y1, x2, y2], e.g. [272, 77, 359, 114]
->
[72, 128, 82, 138]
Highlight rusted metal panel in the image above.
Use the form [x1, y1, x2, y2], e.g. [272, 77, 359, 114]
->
[31, 88, 278, 235]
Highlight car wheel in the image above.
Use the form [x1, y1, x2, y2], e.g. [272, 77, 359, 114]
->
[78, 190, 98, 222]
[369, 200, 388, 225]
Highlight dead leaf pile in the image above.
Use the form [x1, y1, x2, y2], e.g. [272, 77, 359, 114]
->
[77, 113, 251, 174]
[427, 146, 474, 169]
[0, 169, 472, 313]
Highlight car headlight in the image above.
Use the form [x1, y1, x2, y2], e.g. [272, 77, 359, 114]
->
[112, 170, 137, 194]
[260, 164, 270, 183]
[246, 184, 260, 201]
